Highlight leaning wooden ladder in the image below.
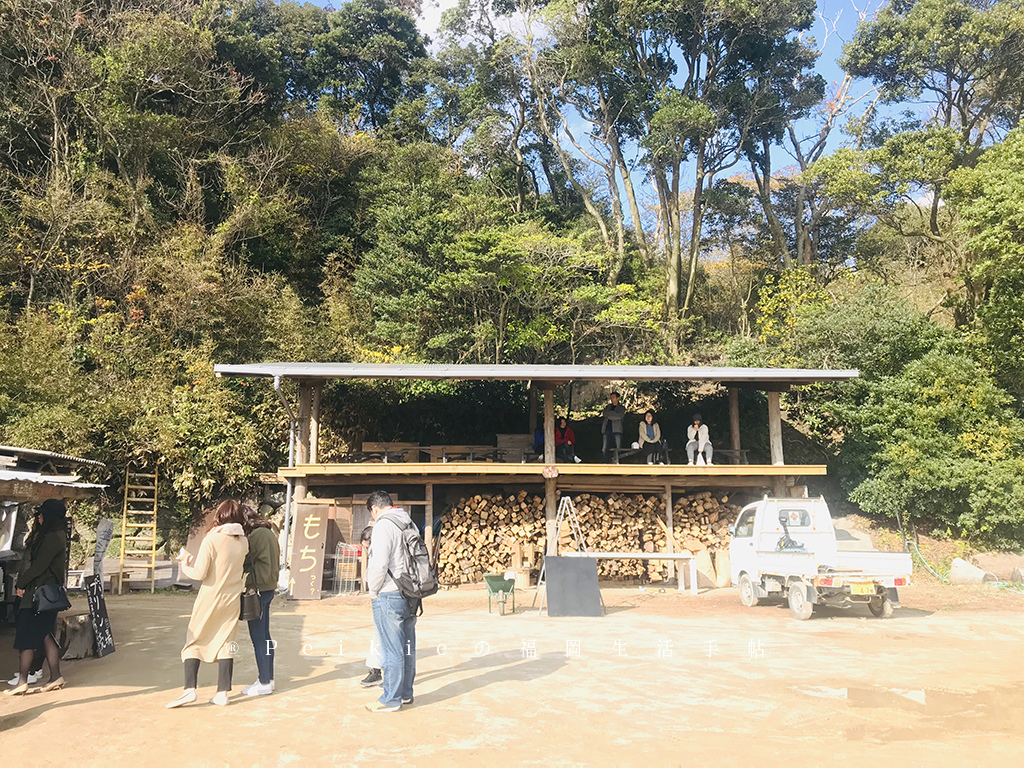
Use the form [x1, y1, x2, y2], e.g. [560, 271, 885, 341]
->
[118, 466, 159, 594]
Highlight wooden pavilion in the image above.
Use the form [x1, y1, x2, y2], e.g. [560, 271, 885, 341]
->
[214, 363, 857, 598]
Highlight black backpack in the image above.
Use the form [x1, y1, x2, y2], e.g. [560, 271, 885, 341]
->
[385, 518, 439, 613]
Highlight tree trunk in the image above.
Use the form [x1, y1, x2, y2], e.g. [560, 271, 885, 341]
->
[681, 143, 706, 316]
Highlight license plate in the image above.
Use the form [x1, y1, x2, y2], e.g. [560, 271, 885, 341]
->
[850, 583, 874, 595]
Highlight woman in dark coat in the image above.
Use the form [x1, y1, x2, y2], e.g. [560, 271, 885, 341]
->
[6, 499, 67, 695]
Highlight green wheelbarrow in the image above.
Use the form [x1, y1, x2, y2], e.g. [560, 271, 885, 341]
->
[484, 573, 516, 615]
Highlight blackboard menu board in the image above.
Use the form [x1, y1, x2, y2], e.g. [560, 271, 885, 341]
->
[84, 574, 116, 657]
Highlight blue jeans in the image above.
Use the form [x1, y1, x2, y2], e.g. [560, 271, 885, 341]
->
[247, 590, 276, 684]
[371, 591, 416, 707]
[602, 430, 622, 462]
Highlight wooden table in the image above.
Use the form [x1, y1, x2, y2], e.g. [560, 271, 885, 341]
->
[559, 551, 699, 596]
[423, 446, 502, 462]
[338, 450, 407, 463]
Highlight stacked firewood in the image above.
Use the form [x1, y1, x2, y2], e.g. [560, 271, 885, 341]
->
[436, 490, 739, 585]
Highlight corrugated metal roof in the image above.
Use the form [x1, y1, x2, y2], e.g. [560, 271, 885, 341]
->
[0, 468, 107, 490]
[213, 363, 858, 386]
[0, 445, 106, 469]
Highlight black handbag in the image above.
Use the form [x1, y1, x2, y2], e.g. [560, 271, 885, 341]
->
[34, 583, 71, 613]
[240, 589, 262, 621]
[33, 562, 72, 613]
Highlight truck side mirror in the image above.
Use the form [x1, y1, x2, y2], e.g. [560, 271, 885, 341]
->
[728, 524, 735, 536]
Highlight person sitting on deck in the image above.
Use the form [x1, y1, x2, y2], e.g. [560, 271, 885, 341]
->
[601, 392, 626, 462]
[532, 427, 545, 456]
[686, 414, 713, 466]
[638, 410, 664, 465]
[554, 417, 580, 463]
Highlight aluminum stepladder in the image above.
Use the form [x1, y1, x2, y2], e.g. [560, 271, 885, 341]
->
[531, 495, 605, 614]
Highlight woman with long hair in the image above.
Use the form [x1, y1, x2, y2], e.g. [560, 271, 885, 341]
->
[167, 500, 248, 708]
[638, 410, 664, 465]
[5, 499, 68, 695]
[240, 507, 280, 697]
[554, 417, 578, 463]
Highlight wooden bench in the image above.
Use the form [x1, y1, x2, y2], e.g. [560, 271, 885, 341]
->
[424, 445, 500, 462]
[713, 449, 749, 465]
[360, 442, 421, 462]
[496, 434, 541, 463]
[610, 447, 641, 464]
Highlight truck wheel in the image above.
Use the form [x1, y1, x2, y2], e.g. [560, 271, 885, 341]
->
[868, 596, 893, 618]
[739, 573, 759, 607]
[787, 582, 813, 620]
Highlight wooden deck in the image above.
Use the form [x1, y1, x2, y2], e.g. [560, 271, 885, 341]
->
[278, 461, 826, 492]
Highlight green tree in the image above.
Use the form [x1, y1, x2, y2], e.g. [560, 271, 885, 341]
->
[948, 127, 1024, 397]
[308, 0, 427, 129]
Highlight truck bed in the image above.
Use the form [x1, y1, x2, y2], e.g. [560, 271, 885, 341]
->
[754, 549, 912, 580]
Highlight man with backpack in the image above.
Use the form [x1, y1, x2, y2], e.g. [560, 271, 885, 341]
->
[364, 490, 435, 712]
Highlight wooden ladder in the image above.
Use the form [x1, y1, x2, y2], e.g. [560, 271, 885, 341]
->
[118, 466, 159, 594]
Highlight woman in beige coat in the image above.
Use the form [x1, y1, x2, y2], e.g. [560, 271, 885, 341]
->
[167, 500, 248, 708]
[638, 410, 664, 464]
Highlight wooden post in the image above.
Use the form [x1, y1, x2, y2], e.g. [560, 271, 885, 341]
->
[293, 382, 313, 536]
[425, 482, 434, 557]
[309, 383, 322, 465]
[729, 387, 741, 452]
[296, 382, 313, 465]
[664, 482, 675, 581]
[767, 390, 784, 466]
[544, 387, 557, 556]
[528, 384, 538, 435]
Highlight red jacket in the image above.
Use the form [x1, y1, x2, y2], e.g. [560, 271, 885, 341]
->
[555, 426, 575, 446]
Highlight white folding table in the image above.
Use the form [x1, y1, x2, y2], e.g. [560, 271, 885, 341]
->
[558, 551, 700, 596]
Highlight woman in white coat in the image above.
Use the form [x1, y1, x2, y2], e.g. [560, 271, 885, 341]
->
[167, 500, 248, 708]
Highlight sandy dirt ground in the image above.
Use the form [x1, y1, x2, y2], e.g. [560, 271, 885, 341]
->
[2, 584, 1024, 767]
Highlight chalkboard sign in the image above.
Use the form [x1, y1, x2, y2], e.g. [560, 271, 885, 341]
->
[545, 557, 603, 617]
[84, 574, 115, 657]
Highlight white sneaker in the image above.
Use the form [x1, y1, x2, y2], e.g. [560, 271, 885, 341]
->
[242, 681, 273, 696]
[210, 691, 229, 706]
[574, 456, 582, 463]
[707, 461, 714, 466]
[687, 460, 694, 466]
[166, 689, 197, 709]
[7, 671, 42, 687]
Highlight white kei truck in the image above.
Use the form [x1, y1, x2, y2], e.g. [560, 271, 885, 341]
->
[728, 497, 912, 620]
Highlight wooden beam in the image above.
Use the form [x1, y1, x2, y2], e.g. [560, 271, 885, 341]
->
[767, 390, 784, 466]
[729, 386, 741, 452]
[279, 462, 828, 478]
[543, 387, 557, 555]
